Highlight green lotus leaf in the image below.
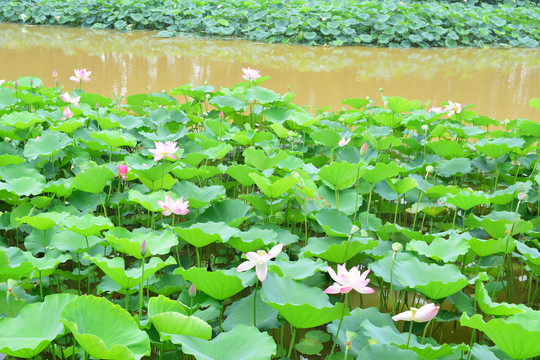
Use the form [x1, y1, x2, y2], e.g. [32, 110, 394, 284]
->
[464, 211, 524, 239]
[356, 344, 422, 359]
[438, 158, 472, 177]
[175, 267, 249, 300]
[317, 185, 362, 216]
[171, 181, 226, 208]
[310, 128, 341, 147]
[270, 257, 327, 280]
[24, 250, 71, 277]
[386, 177, 418, 195]
[460, 313, 540, 359]
[223, 292, 280, 331]
[341, 98, 369, 110]
[406, 235, 469, 262]
[197, 199, 251, 227]
[172, 221, 238, 248]
[18, 212, 69, 231]
[362, 162, 405, 184]
[50, 117, 86, 133]
[62, 213, 113, 237]
[0, 293, 78, 358]
[44, 178, 72, 198]
[242, 148, 289, 171]
[0, 153, 24, 166]
[249, 173, 297, 198]
[60, 295, 150, 360]
[469, 236, 516, 257]
[295, 337, 324, 356]
[515, 241, 540, 265]
[475, 137, 524, 158]
[318, 161, 359, 190]
[127, 189, 169, 212]
[225, 164, 262, 186]
[51, 231, 101, 253]
[361, 320, 467, 360]
[300, 236, 377, 264]
[315, 208, 353, 237]
[86, 254, 176, 290]
[1, 111, 45, 129]
[106, 227, 179, 259]
[170, 324, 276, 360]
[210, 95, 247, 112]
[0, 247, 33, 282]
[225, 227, 278, 253]
[245, 86, 280, 104]
[475, 281, 529, 316]
[386, 96, 420, 113]
[148, 295, 211, 340]
[71, 165, 114, 194]
[0, 177, 45, 196]
[260, 273, 348, 329]
[470, 344, 513, 360]
[427, 140, 464, 159]
[130, 162, 175, 182]
[23, 131, 72, 160]
[445, 190, 489, 210]
[91, 130, 137, 148]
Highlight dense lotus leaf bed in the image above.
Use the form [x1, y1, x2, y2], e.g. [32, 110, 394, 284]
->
[1, 0, 539, 47]
[0, 71, 539, 360]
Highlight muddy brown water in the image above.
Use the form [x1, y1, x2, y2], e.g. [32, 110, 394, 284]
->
[0, 22, 539, 120]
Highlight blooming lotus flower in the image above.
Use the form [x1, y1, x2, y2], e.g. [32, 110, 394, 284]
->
[60, 92, 81, 108]
[70, 68, 92, 83]
[157, 194, 189, 216]
[242, 67, 261, 81]
[428, 106, 444, 114]
[392, 303, 439, 323]
[236, 243, 284, 282]
[324, 264, 375, 294]
[148, 140, 179, 161]
[444, 101, 462, 117]
[61, 107, 73, 119]
[117, 162, 128, 180]
[339, 137, 351, 147]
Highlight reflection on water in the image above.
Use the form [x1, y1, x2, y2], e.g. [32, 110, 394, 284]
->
[0, 23, 539, 120]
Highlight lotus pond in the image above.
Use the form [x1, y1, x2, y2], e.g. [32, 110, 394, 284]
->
[0, 71, 539, 360]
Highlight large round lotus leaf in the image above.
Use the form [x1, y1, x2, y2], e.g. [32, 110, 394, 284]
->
[260, 273, 348, 329]
[62, 213, 113, 237]
[355, 344, 422, 359]
[362, 162, 404, 184]
[51, 231, 101, 253]
[386, 177, 419, 195]
[0, 293, 77, 358]
[106, 227, 178, 259]
[91, 130, 137, 148]
[148, 295, 189, 317]
[270, 258, 326, 280]
[225, 228, 273, 253]
[470, 344, 513, 360]
[172, 221, 238, 247]
[70, 165, 114, 194]
[18, 212, 69, 231]
[242, 148, 288, 171]
[469, 236, 516, 257]
[0, 247, 33, 282]
[23, 130, 72, 160]
[406, 235, 469, 263]
[60, 295, 150, 360]
[300, 236, 377, 263]
[295, 337, 324, 356]
[24, 250, 70, 277]
[445, 190, 489, 210]
[460, 313, 540, 359]
[131, 162, 175, 182]
[171, 181, 226, 208]
[223, 292, 279, 331]
[315, 208, 353, 237]
[170, 324, 276, 360]
[361, 320, 467, 360]
[198, 199, 251, 227]
[475, 281, 529, 316]
[249, 173, 298, 198]
[318, 161, 359, 190]
[127, 189, 169, 212]
[515, 241, 540, 265]
[175, 267, 249, 300]
[86, 254, 176, 290]
[0, 176, 44, 196]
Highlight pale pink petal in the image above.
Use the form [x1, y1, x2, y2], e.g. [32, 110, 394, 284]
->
[245, 252, 261, 263]
[356, 285, 375, 294]
[157, 200, 166, 208]
[339, 286, 352, 294]
[392, 310, 413, 322]
[324, 283, 343, 294]
[414, 304, 439, 322]
[326, 266, 340, 284]
[236, 260, 256, 272]
[256, 261, 268, 281]
[265, 243, 283, 260]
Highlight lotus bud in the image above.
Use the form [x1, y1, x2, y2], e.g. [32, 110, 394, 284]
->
[426, 165, 434, 175]
[421, 124, 429, 132]
[517, 192, 527, 202]
[360, 142, 368, 156]
[189, 284, 196, 298]
[118, 162, 128, 180]
[141, 240, 148, 257]
[392, 242, 403, 253]
[219, 111, 224, 120]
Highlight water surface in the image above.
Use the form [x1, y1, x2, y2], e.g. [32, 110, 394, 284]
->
[0, 23, 538, 120]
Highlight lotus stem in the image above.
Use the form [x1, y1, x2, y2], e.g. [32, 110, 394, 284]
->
[365, 186, 373, 229]
[138, 258, 146, 322]
[38, 270, 43, 301]
[253, 279, 259, 328]
[421, 318, 433, 344]
[287, 324, 296, 359]
[328, 292, 349, 358]
[406, 321, 414, 349]
[412, 171, 429, 231]
[390, 253, 395, 315]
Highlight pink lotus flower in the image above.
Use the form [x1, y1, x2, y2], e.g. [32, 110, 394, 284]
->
[141, 240, 148, 257]
[444, 101, 462, 117]
[241, 67, 261, 81]
[70, 68, 92, 83]
[236, 243, 284, 282]
[62, 107, 73, 119]
[117, 162, 128, 180]
[189, 284, 197, 298]
[148, 141, 179, 161]
[157, 194, 189, 216]
[324, 264, 375, 294]
[339, 137, 351, 147]
[392, 303, 439, 323]
[52, 69, 58, 77]
[360, 142, 368, 156]
[219, 111, 224, 119]
[61, 92, 81, 108]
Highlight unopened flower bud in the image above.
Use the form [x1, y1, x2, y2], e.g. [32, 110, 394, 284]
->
[189, 284, 196, 298]
[392, 242, 403, 252]
[360, 142, 368, 156]
[141, 240, 148, 257]
[219, 111, 224, 119]
[426, 165, 434, 174]
[517, 192, 527, 201]
[421, 124, 429, 132]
